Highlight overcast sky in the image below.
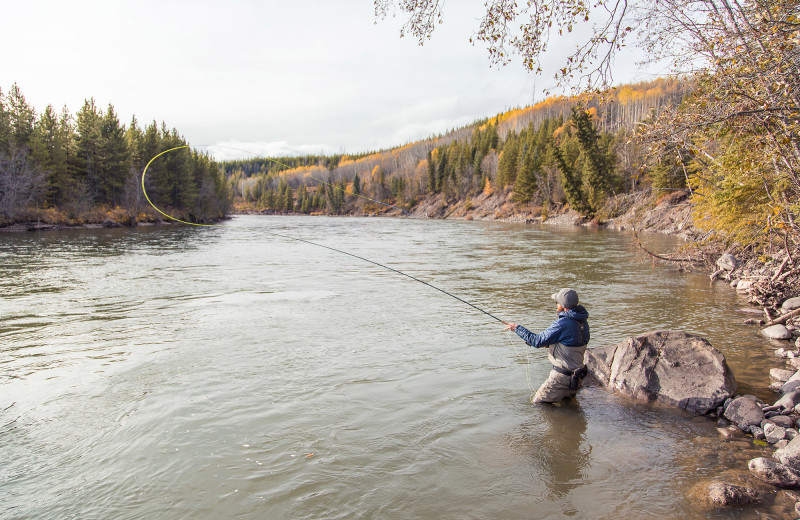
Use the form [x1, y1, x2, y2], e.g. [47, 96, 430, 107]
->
[3, 0, 660, 160]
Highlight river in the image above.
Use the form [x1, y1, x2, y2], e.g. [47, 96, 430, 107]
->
[0, 215, 787, 519]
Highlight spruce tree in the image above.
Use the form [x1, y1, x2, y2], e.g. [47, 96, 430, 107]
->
[571, 106, 614, 213]
[497, 134, 519, 187]
[513, 145, 539, 203]
[553, 145, 592, 216]
[426, 150, 436, 192]
[99, 104, 129, 206]
[284, 184, 293, 212]
[7, 84, 35, 151]
[75, 99, 103, 203]
[31, 105, 72, 206]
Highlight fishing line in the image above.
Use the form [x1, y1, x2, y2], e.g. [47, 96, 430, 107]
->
[141, 145, 506, 323]
[505, 332, 536, 401]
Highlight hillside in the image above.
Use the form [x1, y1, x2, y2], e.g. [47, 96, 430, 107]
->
[227, 77, 691, 218]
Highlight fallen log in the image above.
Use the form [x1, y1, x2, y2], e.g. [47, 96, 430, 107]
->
[765, 308, 800, 327]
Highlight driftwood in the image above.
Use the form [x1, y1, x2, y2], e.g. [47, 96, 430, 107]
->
[765, 308, 800, 327]
[633, 231, 696, 263]
[772, 256, 791, 281]
[710, 268, 725, 281]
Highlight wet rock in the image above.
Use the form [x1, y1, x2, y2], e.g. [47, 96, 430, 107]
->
[736, 280, 754, 293]
[102, 218, 121, 228]
[706, 481, 759, 507]
[750, 425, 766, 440]
[749, 457, 800, 488]
[763, 325, 795, 340]
[717, 253, 739, 272]
[586, 331, 735, 414]
[725, 396, 766, 430]
[765, 423, 788, 444]
[771, 415, 797, 429]
[788, 358, 800, 369]
[718, 426, 744, 439]
[771, 368, 796, 383]
[782, 297, 800, 314]
[775, 436, 800, 470]
[776, 439, 791, 449]
[774, 391, 800, 411]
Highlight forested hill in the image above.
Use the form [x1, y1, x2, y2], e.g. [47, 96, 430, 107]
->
[0, 84, 232, 227]
[226, 77, 692, 218]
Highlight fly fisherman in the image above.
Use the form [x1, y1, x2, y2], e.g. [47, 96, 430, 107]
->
[503, 288, 590, 403]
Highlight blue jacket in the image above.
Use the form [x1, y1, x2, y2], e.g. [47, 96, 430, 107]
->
[515, 305, 590, 349]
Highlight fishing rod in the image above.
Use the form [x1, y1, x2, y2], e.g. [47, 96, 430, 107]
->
[141, 145, 508, 324]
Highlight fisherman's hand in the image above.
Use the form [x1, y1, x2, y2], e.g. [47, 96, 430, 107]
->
[503, 322, 517, 332]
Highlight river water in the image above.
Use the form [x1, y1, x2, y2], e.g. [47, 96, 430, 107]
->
[0, 215, 789, 519]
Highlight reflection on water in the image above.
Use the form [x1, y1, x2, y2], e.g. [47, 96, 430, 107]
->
[0, 216, 791, 519]
[536, 404, 590, 501]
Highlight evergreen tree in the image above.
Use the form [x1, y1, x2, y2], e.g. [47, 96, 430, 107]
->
[75, 99, 103, 202]
[513, 144, 539, 203]
[139, 121, 163, 204]
[436, 148, 447, 192]
[265, 188, 276, 209]
[649, 145, 688, 191]
[497, 134, 519, 187]
[164, 127, 196, 211]
[7, 84, 35, 151]
[98, 104, 129, 206]
[571, 106, 614, 212]
[426, 150, 436, 192]
[285, 184, 294, 212]
[300, 184, 312, 213]
[553, 145, 592, 216]
[30, 104, 72, 206]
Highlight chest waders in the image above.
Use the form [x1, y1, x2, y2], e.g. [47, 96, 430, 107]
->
[551, 319, 588, 391]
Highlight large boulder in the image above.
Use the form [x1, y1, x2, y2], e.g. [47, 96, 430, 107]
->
[585, 331, 736, 414]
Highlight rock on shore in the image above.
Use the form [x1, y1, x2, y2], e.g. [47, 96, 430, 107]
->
[586, 330, 736, 414]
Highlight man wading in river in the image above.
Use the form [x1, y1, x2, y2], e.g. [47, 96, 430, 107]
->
[504, 288, 590, 403]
